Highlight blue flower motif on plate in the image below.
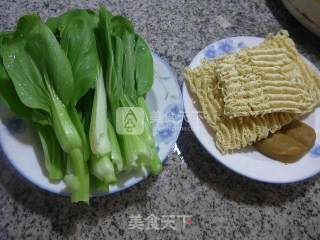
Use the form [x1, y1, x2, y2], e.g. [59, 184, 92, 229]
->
[218, 39, 234, 53]
[204, 47, 217, 59]
[156, 122, 176, 144]
[164, 103, 183, 122]
[311, 144, 320, 156]
[204, 39, 245, 59]
[4, 117, 27, 134]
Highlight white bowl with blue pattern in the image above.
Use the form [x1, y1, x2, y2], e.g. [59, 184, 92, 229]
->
[183, 36, 320, 184]
[0, 53, 183, 196]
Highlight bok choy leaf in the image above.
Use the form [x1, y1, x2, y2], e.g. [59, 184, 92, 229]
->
[0, 7, 163, 203]
[1, 15, 89, 203]
[97, 7, 162, 174]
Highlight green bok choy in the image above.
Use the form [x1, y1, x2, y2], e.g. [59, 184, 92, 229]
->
[0, 7, 163, 203]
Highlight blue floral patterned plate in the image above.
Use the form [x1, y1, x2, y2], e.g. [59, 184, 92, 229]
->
[0, 53, 183, 196]
[183, 36, 320, 184]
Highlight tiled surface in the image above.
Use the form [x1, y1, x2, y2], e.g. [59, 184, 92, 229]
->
[0, 0, 320, 239]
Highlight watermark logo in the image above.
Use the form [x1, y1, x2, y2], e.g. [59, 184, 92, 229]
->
[128, 214, 192, 231]
[116, 107, 205, 135]
[116, 107, 144, 135]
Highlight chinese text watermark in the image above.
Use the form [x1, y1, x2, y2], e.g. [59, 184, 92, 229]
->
[128, 214, 192, 231]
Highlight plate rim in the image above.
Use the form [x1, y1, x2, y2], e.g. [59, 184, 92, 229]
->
[281, 0, 320, 37]
[183, 36, 320, 184]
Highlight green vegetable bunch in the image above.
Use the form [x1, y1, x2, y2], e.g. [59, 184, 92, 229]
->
[0, 7, 162, 203]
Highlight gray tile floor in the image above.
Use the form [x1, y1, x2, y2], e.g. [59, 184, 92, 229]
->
[0, 1, 319, 239]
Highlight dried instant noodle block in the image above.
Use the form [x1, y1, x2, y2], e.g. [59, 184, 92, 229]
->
[185, 60, 296, 153]
[262, 30, 320, 103]
[215, 31, 320, 118]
